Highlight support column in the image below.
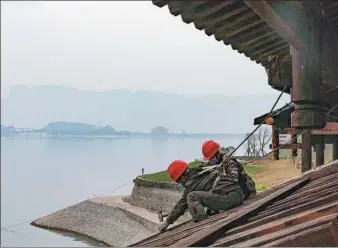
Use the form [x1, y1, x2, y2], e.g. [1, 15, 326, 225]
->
[290, 46, 325, 129]
[290, 10, 325, 173]
[290, 8, 325, 130]
[291, 134, 298, 158]
[272, 125, 279, 160]
[316, 135, 324, 167]
[301, 130, 312, 173]
[333, 135, 338, 161]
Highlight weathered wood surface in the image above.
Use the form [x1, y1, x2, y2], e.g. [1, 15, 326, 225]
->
[212, 201, 338, 246]
[301, 130, 312, 173]
[232, 213, 338, 247]
[262, 222, 338, 247]
[284, 122, 338, 135]
[316, 135, 325, 167]
[173, 178, 309, 247]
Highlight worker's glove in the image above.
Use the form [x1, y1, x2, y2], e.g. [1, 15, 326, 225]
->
[158, 220, 169, 232]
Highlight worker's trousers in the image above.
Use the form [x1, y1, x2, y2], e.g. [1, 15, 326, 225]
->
[186, 188, 245, 222]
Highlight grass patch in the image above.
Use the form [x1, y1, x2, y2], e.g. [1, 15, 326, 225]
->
[141, 170, 171, 182]
[255, 184, 266, 192]
[243, 165, 265, 178]
[141, 160, 205, 182]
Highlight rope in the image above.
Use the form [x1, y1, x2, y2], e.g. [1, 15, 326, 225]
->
[202, 86, 288, 174]
[226, 86, 288, 159]
[1, 182, 130, 233]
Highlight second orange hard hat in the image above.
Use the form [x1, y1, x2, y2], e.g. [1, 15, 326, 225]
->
[202, 140, 220, 160]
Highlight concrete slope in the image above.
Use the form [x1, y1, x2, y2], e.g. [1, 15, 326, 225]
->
[32, 200, 156, 247]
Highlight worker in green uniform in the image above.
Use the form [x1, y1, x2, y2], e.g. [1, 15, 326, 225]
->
[158, 140, 250, 232]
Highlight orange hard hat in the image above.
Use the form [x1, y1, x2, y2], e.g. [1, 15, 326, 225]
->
[168, 160, 188, 182]
[202, 140, 220, 160]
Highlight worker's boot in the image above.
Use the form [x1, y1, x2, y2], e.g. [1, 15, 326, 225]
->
[192, 214, 208, 222]
[206, 208, 219, 216]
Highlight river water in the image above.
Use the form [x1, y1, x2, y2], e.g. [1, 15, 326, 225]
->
[1, 134, 246, 246]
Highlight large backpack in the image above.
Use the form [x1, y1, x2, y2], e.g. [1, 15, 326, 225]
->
[227, 157, 256, 200]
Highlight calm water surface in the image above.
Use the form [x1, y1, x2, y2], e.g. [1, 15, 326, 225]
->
[1, 134, 245, 246]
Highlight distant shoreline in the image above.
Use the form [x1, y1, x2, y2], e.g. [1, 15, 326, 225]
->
[1, 132, 245, 139]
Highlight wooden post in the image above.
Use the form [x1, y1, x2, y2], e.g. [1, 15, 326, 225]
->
[301, 130, 312, 172]
[316, 135, 324, 167]
[290, 6, 325, 130]
[290, 9, 325, 172]
[290, 46, 325, 129]
[272, 125, 279, 160]
[291, 134, 298, 157]
[333, 135, 338, 161]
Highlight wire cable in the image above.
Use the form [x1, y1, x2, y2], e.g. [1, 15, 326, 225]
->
[1, 182, 130, 232]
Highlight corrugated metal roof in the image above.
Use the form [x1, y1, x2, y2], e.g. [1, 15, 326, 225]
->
[152, 0, 290, 67]
[131, 160, 338, 247]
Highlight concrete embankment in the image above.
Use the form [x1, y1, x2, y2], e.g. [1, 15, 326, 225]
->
[31, 177, 190, 246]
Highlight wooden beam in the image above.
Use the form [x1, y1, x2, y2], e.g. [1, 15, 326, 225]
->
[173, 178, 309, 247]
[244, 1, 305, 52]
[230, 213, 338, 247]
[261, 222, 338, 247]
[280, 144, 302, 150]
[285, 129, 338, 135]
[301, 130, 312, 173]
[227, 192, 338, 237]
[284, 122, 338, 135]
[213, 201, 338, 246]
[245, 1, 338, 88]
[316, 135, 325, 167]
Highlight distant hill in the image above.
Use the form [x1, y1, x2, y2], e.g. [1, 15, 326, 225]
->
[38, 122, 117, 135]
[0, 85, 290, 133]
[0, 125, 17, 137]
[37, 121, 148, 136]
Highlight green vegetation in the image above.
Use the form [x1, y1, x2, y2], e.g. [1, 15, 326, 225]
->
[243, 165, 265, 177]
[255, 184, 266, 191]
[141, 160, 203, 182]
[141, 160, 266, 191]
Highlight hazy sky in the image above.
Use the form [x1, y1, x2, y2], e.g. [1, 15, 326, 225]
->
[1, 1, 275, 98]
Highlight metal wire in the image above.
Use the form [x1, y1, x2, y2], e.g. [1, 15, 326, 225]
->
[1, 182, 130, 232]
[226, 86, 288, 159]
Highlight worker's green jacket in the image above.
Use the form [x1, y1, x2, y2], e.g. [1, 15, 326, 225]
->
[166, 159, 241, 225]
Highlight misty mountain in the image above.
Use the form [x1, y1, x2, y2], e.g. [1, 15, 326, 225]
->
[0, 85, 290, 133]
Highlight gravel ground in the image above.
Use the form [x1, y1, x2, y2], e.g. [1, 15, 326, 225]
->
[32, 200, 156, 247]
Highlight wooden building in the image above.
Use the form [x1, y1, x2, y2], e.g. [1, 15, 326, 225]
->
[254, 102, 338, 171]
[130, 1, 338, 247]
[151, 0, 338, 172]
